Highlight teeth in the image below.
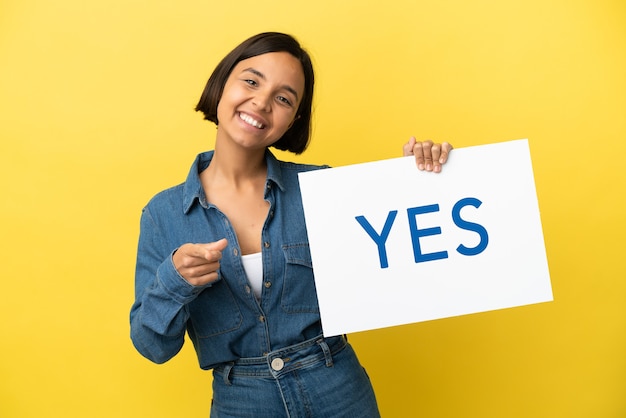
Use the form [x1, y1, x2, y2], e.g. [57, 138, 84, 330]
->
[239, 113, 264, 129]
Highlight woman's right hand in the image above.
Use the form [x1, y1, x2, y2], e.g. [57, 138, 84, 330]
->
[172, 238, 229, 286]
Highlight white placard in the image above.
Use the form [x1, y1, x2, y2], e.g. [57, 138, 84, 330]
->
[298, 139, 552, 336]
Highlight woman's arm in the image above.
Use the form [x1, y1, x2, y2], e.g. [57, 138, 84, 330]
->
[129, 207, 215, 363]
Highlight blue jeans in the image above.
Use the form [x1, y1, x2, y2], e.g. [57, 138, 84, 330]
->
[211, 335, 380, 418]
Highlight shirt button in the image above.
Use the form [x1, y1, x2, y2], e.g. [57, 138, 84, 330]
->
[264, 242, 270, 248]
[259, 315, 265, 323]
[244, 285, 251, 294]
[233, 248, 239, 256]
[271, 358, 284, 371]
[264, 281, 272, 288]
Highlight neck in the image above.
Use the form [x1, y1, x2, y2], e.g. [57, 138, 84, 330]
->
[206, 138, 268, 187]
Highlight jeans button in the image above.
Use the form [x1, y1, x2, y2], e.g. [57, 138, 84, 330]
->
[271, 358, 284, 371]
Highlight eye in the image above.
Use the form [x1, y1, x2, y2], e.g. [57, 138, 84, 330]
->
[243, 79, 257, 87]
[276, 96, 293, 107]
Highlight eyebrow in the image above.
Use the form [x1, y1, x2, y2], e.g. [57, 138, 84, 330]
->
[242, 67, 300, 101]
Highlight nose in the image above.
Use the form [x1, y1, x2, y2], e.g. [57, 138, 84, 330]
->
[252, 89, 272, 112]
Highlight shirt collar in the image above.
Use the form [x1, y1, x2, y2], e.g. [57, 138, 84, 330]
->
[182, 149, 286, 214]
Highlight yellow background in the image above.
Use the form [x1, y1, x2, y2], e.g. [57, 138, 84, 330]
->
[1, 0, 625, 416]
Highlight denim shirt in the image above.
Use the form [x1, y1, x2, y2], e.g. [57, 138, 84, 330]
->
[130, 150, 329, 370]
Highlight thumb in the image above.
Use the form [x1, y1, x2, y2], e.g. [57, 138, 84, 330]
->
[403, 136, 417, 156]
[197, 238, 229, 262]
[207, 238, 228, 251]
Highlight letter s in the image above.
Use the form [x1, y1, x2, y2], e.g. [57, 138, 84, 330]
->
[452, 197, 489, 256]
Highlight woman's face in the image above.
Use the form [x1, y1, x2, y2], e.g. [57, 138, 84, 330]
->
[216, 51, 305, 151]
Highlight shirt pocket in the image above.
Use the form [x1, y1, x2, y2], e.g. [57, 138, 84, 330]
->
[188, 278, 243, 338]
[280, 243, 320, 313]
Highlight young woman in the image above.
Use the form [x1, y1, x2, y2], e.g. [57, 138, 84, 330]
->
[130, 32, 452, 418]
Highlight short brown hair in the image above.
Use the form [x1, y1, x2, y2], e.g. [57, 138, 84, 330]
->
[196, 32, 315, 154]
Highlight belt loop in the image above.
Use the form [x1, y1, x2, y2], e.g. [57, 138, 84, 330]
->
[222, 362, 234, 386]
[317, 338, 333, 368]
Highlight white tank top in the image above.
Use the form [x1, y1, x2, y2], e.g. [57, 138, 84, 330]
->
[241, 252, 263, 299]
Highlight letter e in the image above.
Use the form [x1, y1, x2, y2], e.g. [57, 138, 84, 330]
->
[407, 204, 449, 263]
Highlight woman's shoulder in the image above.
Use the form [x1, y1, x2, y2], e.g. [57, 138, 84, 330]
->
[277, 160, 330, 173]
[142, 182, 185, 213]
[143, 151, 211, 212]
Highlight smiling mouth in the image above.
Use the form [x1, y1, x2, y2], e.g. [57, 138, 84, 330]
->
[239, 112, 265, 129]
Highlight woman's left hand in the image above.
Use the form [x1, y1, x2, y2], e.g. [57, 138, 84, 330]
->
[403, 137, 453, 173]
